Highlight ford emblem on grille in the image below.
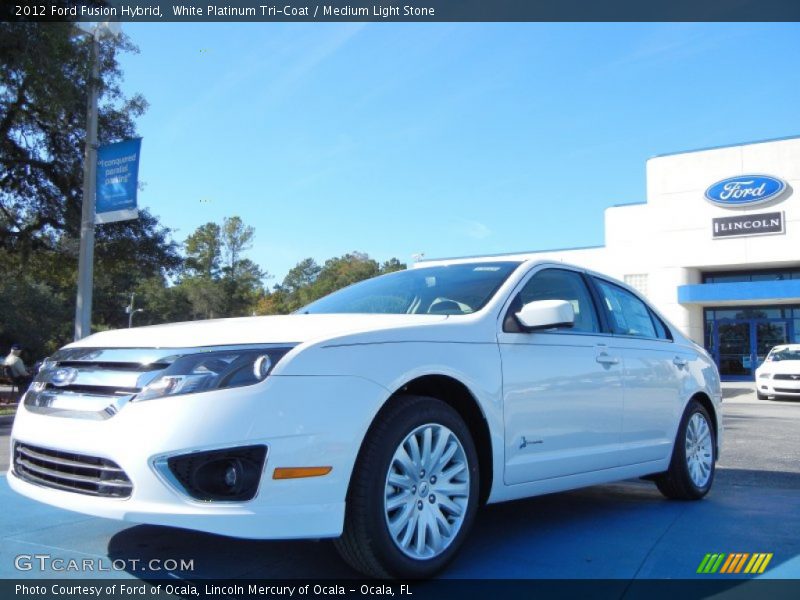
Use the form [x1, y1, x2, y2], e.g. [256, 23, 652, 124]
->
[50, 367, 78, 387]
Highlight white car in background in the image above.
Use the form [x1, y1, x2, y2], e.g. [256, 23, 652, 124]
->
[9, 258, 722, 578]
[755, 344, 800, 400]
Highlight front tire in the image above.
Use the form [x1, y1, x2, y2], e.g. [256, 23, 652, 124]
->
[334, 395, 480, 578]
[756, 391, 768, 400]
[655, 400, 716, 500]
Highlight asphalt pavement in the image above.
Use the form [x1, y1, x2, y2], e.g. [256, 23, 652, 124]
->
[1, 385, 798, 581]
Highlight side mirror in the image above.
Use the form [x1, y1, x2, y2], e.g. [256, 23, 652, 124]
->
[516, 300, 575, 331]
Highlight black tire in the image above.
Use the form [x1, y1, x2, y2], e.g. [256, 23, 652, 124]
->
[655, 400, 716, 500]
[334, 395, 480, 579]
[756, 391, 768, 400]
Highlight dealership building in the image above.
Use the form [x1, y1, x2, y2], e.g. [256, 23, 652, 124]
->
[497, 136, 800, 381]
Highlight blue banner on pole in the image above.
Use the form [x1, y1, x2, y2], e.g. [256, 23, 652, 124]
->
[95, 138, 141, 224]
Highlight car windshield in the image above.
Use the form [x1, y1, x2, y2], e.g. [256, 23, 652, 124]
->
[300, 262, 521, 315]
[770, 347, 800, 361]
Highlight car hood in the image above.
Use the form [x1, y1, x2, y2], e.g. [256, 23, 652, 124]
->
[66, 314, 450, 349]
[763, 359, 800, 374]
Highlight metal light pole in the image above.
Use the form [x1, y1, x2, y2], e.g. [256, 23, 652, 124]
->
[72, 22, 120, 340]
[73, 28, 101, 341]
[125, 293, 144, 328]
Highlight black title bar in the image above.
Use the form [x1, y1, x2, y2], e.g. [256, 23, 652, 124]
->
[3, 0, 800, 22]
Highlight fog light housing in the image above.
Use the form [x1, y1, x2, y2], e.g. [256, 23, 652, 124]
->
[165, 445, 267, 502]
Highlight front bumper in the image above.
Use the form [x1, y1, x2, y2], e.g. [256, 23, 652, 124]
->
[8, 374, 387, 539]
[758, 378, 800, 398]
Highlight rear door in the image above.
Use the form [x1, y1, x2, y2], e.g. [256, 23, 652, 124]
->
[498, 267, 624, 485]
[590, 277, 688, 466]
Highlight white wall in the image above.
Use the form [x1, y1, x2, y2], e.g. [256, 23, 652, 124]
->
[522, 137, 800, 345]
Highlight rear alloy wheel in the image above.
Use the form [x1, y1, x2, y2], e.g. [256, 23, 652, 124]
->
[334, 395, 479, 578]
[655, 400, 716, 500]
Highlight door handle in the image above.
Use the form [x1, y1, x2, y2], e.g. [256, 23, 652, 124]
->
[596, 353, 620, 365]
[673, 356, 688, 368]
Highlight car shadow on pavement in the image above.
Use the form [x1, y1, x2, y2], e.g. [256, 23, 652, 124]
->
[106, 480, 673, 581]
[723, 387, 755, 399]
[106, 471, 800, 581]
[107, 524, 360, 579]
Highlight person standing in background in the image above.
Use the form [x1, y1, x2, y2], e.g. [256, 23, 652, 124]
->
[4, 343, 32, 391]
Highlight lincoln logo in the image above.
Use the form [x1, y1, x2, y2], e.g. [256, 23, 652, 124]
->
[705, 175, 786, 207]
[711, 211, 784, 239]
[714, 216, 781, 233]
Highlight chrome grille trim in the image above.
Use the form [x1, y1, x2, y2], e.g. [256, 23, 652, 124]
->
[773, 374, 800, 381]
[13, 442, 133, 498]
[16, 445, 125, 472]
[27, 344, 295, 419]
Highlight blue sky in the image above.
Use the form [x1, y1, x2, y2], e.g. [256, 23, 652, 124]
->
[117, 23, 800, 284]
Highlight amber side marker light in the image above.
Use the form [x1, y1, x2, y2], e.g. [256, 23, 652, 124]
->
[273, 466, 333, 480]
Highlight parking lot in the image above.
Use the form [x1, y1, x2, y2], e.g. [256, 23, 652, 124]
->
[1, 384, 798, 580]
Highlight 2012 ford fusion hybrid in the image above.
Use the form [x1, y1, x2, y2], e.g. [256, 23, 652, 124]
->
[9, 258, 722, 578]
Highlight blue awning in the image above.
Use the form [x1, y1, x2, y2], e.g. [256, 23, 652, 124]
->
[678, 280, 800, 304]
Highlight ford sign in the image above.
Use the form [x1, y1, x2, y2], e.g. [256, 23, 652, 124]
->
[705, 174, 787, 208]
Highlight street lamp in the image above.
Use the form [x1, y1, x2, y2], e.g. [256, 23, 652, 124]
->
[125, 293, 145, 328]
[73, 21, 121, 341]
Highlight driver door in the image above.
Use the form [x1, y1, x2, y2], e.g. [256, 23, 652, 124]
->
[498, 267, 624, 485]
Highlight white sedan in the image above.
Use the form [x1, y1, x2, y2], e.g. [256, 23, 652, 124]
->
[755, 344, 800, 400]
[9, 258, 722, 578]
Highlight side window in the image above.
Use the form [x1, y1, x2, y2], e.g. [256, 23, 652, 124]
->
[649, 309, 673, 340]
[509, 269, 599, 333]
[594, 279, 658, 338]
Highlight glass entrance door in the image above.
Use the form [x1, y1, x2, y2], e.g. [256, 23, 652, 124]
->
[756, 321, 789, 368]
[713, 318, 793, 380]
[716, 321, 753, 379]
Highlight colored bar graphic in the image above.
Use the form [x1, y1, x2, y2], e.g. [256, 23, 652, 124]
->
[696, 554, 714, 573]
[734, 553, 750, 573]
[719, 554, 735, 573]
[759, 554, 773, 573]
[699, 552, 773, 575]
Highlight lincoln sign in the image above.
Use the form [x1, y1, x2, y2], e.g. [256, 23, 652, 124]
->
[712, 212, 784, 239]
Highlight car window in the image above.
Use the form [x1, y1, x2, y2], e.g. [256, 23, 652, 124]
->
[769, 347, 800, 361]
[301, 261, 521, 314]
[649, 309, 672, 340]
[594, 279, 658, 338]
[511, 269, 599, 333]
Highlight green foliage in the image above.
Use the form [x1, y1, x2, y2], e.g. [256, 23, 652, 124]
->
[0, 24, 178, 360]
[0, 25, 408, 362]
[0, 22, 146, 253]
[177, 216, 267, 319]
[257, 252, 407, 315]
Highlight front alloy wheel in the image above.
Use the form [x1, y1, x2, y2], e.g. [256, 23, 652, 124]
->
[384, 423, 470, 560]
[335, 395, 479, 579]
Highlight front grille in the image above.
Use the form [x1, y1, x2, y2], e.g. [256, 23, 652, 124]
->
[773, 387, 800, 394]
[13, 442, 133, 498]
[773, 374, 800, 381]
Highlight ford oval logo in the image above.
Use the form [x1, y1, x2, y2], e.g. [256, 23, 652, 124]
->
[50, 367, 78, 387]
[705, 174, 786, 208]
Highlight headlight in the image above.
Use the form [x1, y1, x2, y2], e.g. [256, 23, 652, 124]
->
[134, 346, 294, 402]
[757, 372, 771, 379]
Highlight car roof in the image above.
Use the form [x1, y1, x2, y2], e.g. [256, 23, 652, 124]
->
[771, 344, 800, 352]
[414, 256, 621, 288]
